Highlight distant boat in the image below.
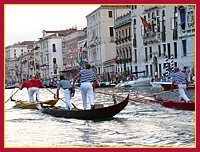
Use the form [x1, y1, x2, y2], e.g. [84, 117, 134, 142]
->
[150, 81, 171, 88]
[136, 91, 195, 111]
[160, 82, 195, 90]
[115, 76, 152, 88]
[5, 83, 19, 89]
[75, 81, 116, 88]
[13, 99, 58, 109]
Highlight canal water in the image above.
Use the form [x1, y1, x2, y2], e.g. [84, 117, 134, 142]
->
[5, 86, 195, 147]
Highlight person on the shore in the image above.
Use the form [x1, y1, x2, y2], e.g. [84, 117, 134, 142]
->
[20, 80, 35, 103]
[29, 76, 43, 102]
[72, 64, 97, 110]
[171, 67, 192, 103]
[57, 75, 75, 110]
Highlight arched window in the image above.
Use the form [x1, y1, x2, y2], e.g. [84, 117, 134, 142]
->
[52, 44, 56, 52]
[178, 6, 185, 30]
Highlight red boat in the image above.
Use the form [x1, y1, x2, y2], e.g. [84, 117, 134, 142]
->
[135, 92, 195, 111]
[162, 99, 195, 111]
[160, 82, 195, 91]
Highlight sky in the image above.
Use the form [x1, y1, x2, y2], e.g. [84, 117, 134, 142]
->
[5, 4, 100, 46]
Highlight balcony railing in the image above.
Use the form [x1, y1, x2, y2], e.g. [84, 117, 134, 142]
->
[142, 32, 161, 44]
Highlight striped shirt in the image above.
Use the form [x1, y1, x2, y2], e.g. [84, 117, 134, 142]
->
[79, 69, 97, 83]
[171, 71, 187, 84]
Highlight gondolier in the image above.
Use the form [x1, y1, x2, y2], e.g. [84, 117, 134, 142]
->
[57, 75, 75, 110]
[19, 80, 35, 103]
[29, 77, 43, 102]
[72, 64, 97, 110]
[171, 67, 192, 103]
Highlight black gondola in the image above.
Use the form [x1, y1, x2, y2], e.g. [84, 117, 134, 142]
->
[37, 94, 129, 120]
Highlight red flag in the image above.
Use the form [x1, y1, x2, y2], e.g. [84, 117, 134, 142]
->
[140, 16, 151, 30]
[80, 46, 82, 52]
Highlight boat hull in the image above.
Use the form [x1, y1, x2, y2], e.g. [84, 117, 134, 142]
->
[136, 93, 195, 111]
[115, 77, 152, 88]
[14, 99, 58, 109]
[163, 99, 195, 111]
[38, 95, 129, 120]
[160, 83, 195, 90]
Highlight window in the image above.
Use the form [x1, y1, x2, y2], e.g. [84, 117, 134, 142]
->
[162, 10, 166, 32]
[174, 6, 178, 28]
[14, 50, 16, 58]
[108, 11, 112, 18]
[21, 49, 23, 56]
[53, 58, 56, 64]
[149, 47, 152, 58]
[52, 44, 56, 52]
[128, 26, 131, 36]
[179, 11, 185, 30]
[54, 69, 57, 74]
[109, 27, 114, 37]
[182, 40, 187, 56]
[115, 31, 118, 38]
[158, 45, 161, 57]
[122, 30, 124, 38]
[125, 28, 128, 37]
[134, 49, 137, 63]
[163, 44, 166, 54]
[145, 47, 148, 61]
[174, 42, 177, 58]
[167, 43, 171, 59]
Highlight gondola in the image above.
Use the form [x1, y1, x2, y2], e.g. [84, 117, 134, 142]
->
[13, 99, 58, 109]
[36, 94, 129, 120]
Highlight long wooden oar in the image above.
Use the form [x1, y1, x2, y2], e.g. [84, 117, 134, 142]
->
[45, 87, 66, 103]
[97, 91, 151, 104]
[45, 87, 78, 109]
[150, 90, 172, 96]
[5, 88, 20, 103]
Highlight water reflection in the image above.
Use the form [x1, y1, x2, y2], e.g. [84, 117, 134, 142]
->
[5, 86, 195, 147]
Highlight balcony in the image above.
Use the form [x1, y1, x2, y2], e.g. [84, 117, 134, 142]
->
[143, 6, 159, 12]
[88, 37, 101, 47]
[142, 32, 161, 44]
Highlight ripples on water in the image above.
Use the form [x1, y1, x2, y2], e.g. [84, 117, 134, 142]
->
[5, 86, 195, 147]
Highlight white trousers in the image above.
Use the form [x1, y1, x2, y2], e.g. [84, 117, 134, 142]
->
[64, 89, 74, 110]
[80, 82, 94, 110]
[28, 87, 39, 103]
[178, 84, 189, 102]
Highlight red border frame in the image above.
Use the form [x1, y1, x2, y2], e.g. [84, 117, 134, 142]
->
[2, 1, 198, 152]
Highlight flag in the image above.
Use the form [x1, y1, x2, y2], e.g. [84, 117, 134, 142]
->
[80, 46, 82, 52]
[79, 57, 83, 66]
[76, 58, 83, 66]
[140, 16, 151, 30]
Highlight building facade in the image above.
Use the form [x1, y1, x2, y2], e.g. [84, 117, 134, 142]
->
[61, 29, 86, 80]
[114, 11, 132, 78]
[86, 5, 131, 81]
[5, 41, 34, 84]
[130, 5, 195, 79]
